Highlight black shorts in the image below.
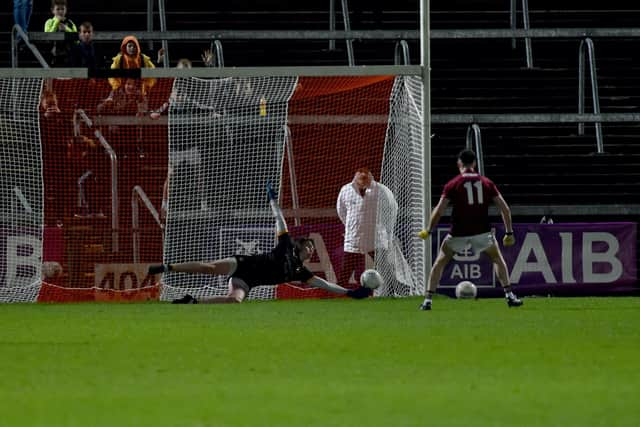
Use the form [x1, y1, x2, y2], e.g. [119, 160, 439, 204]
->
[231, 255, 272, 289]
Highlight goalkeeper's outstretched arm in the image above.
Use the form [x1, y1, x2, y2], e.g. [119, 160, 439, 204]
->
[307, 276, 372, 299]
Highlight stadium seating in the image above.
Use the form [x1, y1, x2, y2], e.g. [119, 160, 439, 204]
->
[1, 1, 638, 206]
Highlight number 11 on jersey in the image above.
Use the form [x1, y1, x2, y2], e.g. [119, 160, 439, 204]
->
[463, 181, 484, 205]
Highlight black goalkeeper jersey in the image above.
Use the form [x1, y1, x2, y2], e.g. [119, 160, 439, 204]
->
[231, 233, 314, 288]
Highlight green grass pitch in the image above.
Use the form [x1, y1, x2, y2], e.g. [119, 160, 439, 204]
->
[0, 296, 638, 427]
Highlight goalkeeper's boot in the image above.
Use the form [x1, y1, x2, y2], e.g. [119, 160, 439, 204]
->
[148, 264, 169, 275]
[419, 299, 432, 311]
[506, 294, 523, 307]
[266, 181, 277, 202]
[172, 294, 198, 304]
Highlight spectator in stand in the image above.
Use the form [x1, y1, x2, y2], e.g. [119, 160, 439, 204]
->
[44, 0, 77, 67]
[40, 88, 61, 118]
[150, 48, 222, 120]
[156, 47, 217, 68]
[13, 0, 33, 43]
[98, 78, 148, 116]
[106, 35, 156, 101]
[150, 55, 192, 120]
[70, 21, 103, 69]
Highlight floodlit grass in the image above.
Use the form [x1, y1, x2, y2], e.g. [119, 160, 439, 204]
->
[0, 297, 639, 427]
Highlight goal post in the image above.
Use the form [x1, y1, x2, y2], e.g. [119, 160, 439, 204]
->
[0, 67, 426, 302]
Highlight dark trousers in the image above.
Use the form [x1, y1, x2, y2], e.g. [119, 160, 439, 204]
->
[338, 251, 375, 288]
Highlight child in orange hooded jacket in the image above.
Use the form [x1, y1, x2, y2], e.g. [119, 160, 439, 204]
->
[107, 35, 156, 98]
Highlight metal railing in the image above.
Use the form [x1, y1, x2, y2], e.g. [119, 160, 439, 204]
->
[146, 0, 170, 67]
[158, 0, 169, 68]
[578, 38, 604, 153]
[431, 113, 640, 124]
[11, 25, 49, 68]
[21, 26, 640, 72]
[510, 0, 534, 68]
[328, 0, 356, 64]
[23, 28, 640, 43]
[132, 185, 162, 263]
[146, 0, 154, 52]
[465, 124, 484, 175]
[394, 40, 411, 65]
[209, 39, 225, 68]
[329, 0, 336, 51]
[73, 109, 119, 252]
[340, 0, 355, 65]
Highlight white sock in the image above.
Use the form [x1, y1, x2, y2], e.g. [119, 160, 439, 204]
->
[505, 291, 516, 299]
[270, 200, 287, 234]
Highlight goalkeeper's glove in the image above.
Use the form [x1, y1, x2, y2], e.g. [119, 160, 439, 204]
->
[266, 181, 277, 202]
[346, 286, 373, 299]
[502, 232, 516, 247]
[148, 264, 171, 275]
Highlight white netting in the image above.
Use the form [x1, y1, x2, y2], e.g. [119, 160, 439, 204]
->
[161, 76, 298, 301]
[0, 78, 44, 302]
[160, 75, 425, 301]
[0, 71, 425, 303]
[377, 76, 425, 296]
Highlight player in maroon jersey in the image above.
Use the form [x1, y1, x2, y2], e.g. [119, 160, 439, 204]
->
[418, 149, 522, 310]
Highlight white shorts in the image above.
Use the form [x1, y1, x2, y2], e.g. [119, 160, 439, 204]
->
[228, 277, 250, 293]
[443, 232, 496, 254]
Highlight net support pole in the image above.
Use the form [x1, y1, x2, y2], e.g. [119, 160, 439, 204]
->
[284, 126, 301, 227]
[146, 0, 154, 51]
[420, 0, 432, 293]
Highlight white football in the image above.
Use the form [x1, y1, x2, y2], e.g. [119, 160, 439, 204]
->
[360, 269, 383, 290]
[455, 280, 478, 299]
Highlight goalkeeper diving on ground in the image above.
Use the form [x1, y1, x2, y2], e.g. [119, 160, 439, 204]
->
[148, 182, 373, 303]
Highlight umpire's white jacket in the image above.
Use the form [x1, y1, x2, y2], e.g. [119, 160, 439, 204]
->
[336, 178, 397, 254]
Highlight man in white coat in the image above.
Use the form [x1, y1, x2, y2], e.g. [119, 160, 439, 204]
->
[336, 168, 396, 288]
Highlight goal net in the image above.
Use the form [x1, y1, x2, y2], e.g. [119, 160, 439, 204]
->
[161, 75, 425, 301]
[0, 78, 44, 302]
[0, 71, 425, 302]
